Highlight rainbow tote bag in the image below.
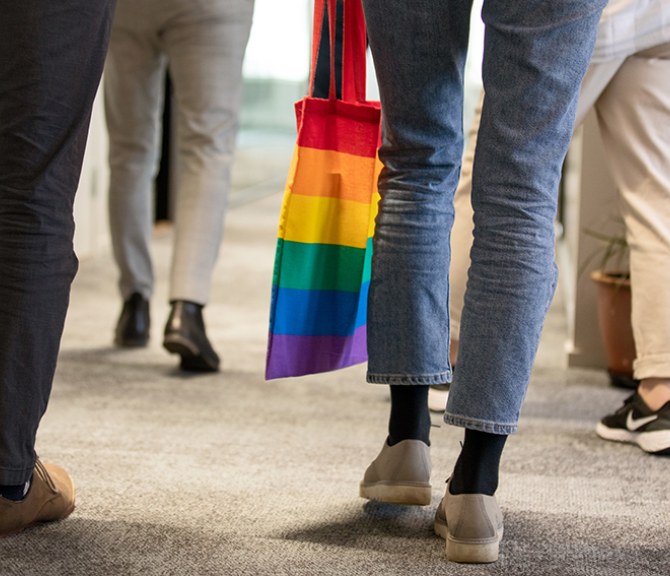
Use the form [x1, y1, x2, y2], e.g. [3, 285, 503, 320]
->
[265, 0, 381, 379]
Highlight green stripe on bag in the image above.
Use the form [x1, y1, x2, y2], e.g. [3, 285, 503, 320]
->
[275, 239, 372, 292]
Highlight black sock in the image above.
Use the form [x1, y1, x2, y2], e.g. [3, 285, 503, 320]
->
[0, 483, 27, 502]
[449, 428, 507, 496]
[388, 385, 431, 446]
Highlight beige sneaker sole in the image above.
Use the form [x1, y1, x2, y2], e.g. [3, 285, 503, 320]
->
[360, 482, 432, 506]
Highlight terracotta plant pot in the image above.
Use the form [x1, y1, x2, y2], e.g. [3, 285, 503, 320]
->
[590, 270, 637, 388]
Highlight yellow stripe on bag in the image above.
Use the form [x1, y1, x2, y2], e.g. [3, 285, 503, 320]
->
[282, 194, 372, 248]
[291, 147, 379, 204]
[369, 188, 380, 237]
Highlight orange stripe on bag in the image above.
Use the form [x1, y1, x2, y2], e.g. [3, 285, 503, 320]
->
[291, 147, 380, 204]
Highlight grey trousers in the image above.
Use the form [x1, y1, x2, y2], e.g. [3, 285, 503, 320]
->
[105, 0, 254, 305]
[0, 0, 115, 485]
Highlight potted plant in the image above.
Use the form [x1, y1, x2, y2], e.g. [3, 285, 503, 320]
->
[584, 226, 637, 389]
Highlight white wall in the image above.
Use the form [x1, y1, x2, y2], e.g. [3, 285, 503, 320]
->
[243, 0, 310, 81]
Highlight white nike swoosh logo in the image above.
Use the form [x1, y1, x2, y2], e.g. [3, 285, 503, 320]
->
[626, 411, 658, 431]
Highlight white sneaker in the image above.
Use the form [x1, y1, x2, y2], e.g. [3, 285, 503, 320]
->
[428, 384, 450, 413]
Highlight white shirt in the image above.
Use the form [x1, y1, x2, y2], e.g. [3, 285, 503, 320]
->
[591, 0, 670, 62]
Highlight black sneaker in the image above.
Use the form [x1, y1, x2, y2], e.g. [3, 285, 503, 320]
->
[596, 393, 670, 455]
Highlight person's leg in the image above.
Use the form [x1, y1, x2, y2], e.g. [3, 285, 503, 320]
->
[364, 0, 603, 563]
[158, 0, 253, 372]
[450, 60, 623, 342]
[364, 0, 470, 385]
[436, 57, 626, 414]
[447, 0, 603, 431]
[360, 0, 472, 506]
[364, 0, 602, 461]
[593, 42, 670, 455]
[164, 0, 254, 306]
[446, 1, 602, 502]
[446, 0, 602, 561]
[105, 1, 166, 304]
[0, 0, 114, 534]
[574, 58, 626, 128]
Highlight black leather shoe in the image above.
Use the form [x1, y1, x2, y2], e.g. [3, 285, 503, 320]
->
[114, 293, 150, 347]
[162, 300, 220, 372]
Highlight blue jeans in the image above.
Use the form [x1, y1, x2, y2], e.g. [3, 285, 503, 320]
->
[363, 0, 605, 434]
[0, 0, 115, 484]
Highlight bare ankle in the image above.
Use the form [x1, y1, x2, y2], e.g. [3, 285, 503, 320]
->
[637, 378, 670, 411]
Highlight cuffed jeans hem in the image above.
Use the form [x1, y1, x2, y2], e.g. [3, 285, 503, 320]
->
[633, 355, 670, 381]
[366, 371, 452, 385]
[443, 413, 518, 435]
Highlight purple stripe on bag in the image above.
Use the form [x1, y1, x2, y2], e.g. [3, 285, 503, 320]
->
[265, 325, 367, 379]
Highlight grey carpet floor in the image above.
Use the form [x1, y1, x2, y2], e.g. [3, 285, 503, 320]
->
[1, 131, 668, 575]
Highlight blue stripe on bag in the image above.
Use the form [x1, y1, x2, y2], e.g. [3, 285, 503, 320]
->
[271, 283, 369, 337]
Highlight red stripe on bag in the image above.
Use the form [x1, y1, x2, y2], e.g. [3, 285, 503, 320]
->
[295, 98, 381, 158]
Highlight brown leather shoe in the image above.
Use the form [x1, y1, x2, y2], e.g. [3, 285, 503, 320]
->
[0, 459, 75, 537]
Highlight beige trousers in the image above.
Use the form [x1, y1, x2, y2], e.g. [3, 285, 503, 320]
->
[450, 42, 670, 379]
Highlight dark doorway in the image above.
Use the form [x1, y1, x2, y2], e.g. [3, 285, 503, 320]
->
[155, 73, 173, 223]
